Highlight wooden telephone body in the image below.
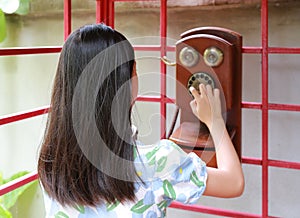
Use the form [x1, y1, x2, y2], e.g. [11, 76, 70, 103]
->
[169, 27, 242, 167]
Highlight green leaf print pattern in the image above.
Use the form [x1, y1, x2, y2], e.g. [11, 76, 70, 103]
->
[54, 211, 69, 218]
[130, 199, 153, 213]
[133, 146, 138, 159]
[156, 156, 167, 172]
[106, 200, 120, 211]
[190, 170, 204, 188]
[163, 180, 176, 200]
[157, 200, 168, 211]
[145, 146, 160, 165]
[74, 204, 85, 213]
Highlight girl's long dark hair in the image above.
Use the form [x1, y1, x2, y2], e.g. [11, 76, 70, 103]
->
[38, 24, 136, 207]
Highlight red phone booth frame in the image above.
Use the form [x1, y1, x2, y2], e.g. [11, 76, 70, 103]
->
[1, 0, 300, 217]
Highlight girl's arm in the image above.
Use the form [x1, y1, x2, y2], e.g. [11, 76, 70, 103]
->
[189, 84, 244, 198]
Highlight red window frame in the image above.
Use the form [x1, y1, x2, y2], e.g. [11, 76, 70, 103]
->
[1, 0, 300, 217]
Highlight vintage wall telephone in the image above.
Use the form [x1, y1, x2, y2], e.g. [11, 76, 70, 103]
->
[167, 27, 242, 167]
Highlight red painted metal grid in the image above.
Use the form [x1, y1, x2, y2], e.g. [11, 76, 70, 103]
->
[261, 1, 269, 216]
[0, 0, 300, 217]
[64, 0, 72, 40]
[0, 172, 38, 196]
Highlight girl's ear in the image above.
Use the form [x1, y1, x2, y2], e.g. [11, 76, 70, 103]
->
[131, 61, 138, 102]
[131, 61, 137, 77]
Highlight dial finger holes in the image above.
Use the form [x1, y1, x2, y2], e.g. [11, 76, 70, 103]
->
[187, 72, 215, 96]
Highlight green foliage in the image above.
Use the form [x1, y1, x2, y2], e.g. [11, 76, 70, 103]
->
[0, 171, 37, 218]
[0, 10, 6, 42]
[0, 0, 31, 43]
[0, 205, 12, 218]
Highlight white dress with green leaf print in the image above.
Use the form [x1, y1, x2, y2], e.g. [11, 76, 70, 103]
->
[43, 139, 207, 218]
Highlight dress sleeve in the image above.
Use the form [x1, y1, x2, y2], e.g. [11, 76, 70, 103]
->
[153, 139, 207, 204]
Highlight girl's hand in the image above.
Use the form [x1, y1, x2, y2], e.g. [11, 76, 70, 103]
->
[189, 84, 223, 129]
[190, 84, 245, 198]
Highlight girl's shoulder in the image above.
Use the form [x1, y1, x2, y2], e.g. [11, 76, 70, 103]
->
[134, 139, 205, 181]
[135, 139, 187, 170]
[136, 139, 186, 155]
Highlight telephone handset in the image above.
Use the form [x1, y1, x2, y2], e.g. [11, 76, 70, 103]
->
[169, 27, 242, 167]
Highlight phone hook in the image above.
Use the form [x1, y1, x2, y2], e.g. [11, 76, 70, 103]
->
[161, 56, 176, 66]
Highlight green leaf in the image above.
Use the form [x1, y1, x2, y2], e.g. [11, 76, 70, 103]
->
[156, 156, 167, 172]
[74, 204, 85, 213]
[145, 146, 160, 166]
[130, 199, 152, 214]
[163, 180, 176, 200]
[0, 204, 12, 218]
[2, 171, 37, 209]
[157, 200, 168, 211]
[0, 9, 6, 43]
[133, 146, 137, 159]
[15, 0, 30, 15]
[190, 171, 204, 188]
[106, 200, 120, 212]
[54, 211, 69, 218]
[0, 0, 20, 14]
[3, 171, 28, 184]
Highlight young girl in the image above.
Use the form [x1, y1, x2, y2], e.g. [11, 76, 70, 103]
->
[38, 23, 244, 218]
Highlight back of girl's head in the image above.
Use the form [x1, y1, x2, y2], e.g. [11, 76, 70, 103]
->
[38, 23, 136, 207]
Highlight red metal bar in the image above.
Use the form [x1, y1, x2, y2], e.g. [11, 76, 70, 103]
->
[0, 172, 38, 196]
[133, 45, 175, 52]
[136, 96, 174, 104]
[242, 102, 263, 110]
[242, 158, 300, 170]
[242, 46, 300, 54]
[268, 159, 300, 170]
[111, 0, 145, 1]
[0, 106, 49, 126]
[242, 46, 263, 54]
[134, 45, 162, 52]
[166, 45, 175, 52]
[108, 0, 115, 27]
[268, 103, 300, 111]
[0, 46, 61, 56]
[96, 0, 110, 24]
[170, 202, 261, 218]
[96, 0, 101, 23]
[64, 0, 72, 40]
[104, 0, 109, 24]
[242, 157, 263, 166]
[159, 0, 167, 139]
[268, 47, 300, 54]
[261, 0, 269, 217]
[242, 102, 300, 112]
